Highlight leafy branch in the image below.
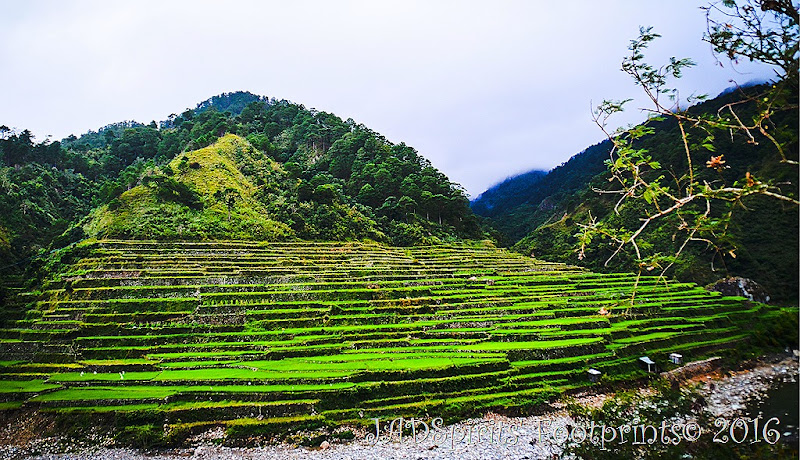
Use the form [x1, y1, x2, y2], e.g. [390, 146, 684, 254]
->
[576, 1, 798, 291]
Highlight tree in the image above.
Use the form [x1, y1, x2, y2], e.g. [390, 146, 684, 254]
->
[430, 194, 448, 225]
[397, 195, 417, 222]
[213, 187, 239, 221]
[703, 0, 798, 87]
[356, 183, 379, 207]
[576, 0, 798, 290]
[313, 183, 337, 205]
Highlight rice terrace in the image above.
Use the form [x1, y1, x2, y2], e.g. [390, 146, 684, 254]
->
[0, 239, 791, 447]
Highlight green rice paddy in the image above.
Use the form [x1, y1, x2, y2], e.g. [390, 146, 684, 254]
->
[0, 239, 786, 441]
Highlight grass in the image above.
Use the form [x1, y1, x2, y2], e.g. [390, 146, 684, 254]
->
[0, 380, 62, 393]
[463, 337, 605, 350]
[31, 382, 356, 402]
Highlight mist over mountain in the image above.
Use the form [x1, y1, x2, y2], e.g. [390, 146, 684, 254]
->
[471, 140, 612, 244]
[470, 169, 547, 216]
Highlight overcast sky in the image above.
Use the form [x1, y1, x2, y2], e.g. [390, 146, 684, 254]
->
[0, 1, 777, 196]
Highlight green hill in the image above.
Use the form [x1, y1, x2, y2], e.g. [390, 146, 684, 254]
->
[84, 134, 295, 241]
[0, 92, 481, 277]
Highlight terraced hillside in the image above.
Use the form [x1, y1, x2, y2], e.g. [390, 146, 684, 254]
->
[0, 240, 789, 443]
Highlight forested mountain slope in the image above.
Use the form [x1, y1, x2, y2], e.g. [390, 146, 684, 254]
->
[472, 85, 799, 303]
[470, 169, 547, 228]
[471, 142, 611, 245]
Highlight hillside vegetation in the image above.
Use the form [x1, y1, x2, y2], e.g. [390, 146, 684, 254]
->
[472, 142, 611, 245]
[470, 169, 547, 225]
[84, 135, 294, 241]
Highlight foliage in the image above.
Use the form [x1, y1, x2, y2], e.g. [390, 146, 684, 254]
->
[190, 91, 266, 117]
[703, 0, 799, 86]
[84, 135, 294, 241]
[478, 84, 798, 302]
[114, 424, 165, 449]
[579, 22, 797, 262]
[750, 309, 800, 348]
[575, 1, 798, 301]
[0, 160, 94, 267]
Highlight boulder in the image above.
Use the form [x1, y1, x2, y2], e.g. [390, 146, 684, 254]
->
[707, 277, 770, 303]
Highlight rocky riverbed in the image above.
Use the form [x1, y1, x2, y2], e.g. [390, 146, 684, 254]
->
[4, 354, 797, 460]
[700, 355, 798, 419]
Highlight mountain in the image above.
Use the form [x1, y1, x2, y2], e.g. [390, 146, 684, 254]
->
[471, 141, 612, 244]
[0, 92, 482, 280]
[474, 85, 799, 303]
[470, 169, 547, 217]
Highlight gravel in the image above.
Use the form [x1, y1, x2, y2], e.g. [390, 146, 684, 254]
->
[699, 358, 798, 418]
